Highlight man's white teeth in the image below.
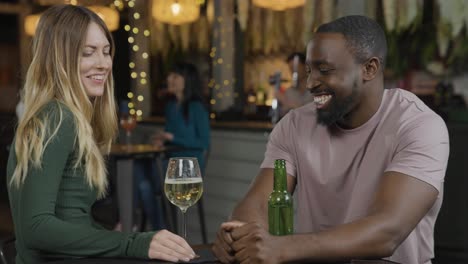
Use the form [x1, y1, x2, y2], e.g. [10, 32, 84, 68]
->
[90, 75, 104, 80]
[314, 94, 332, 105]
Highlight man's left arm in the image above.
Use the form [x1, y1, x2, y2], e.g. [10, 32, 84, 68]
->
[230, 171, 438, 263]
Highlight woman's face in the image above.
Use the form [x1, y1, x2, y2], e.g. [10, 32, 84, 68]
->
[167, 72, 185, 96]
[80, 22, 112, 98]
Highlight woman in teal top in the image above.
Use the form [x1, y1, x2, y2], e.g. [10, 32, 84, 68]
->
[135, 62, 210, 231]
[160, 62, 210, 169]
[6, 5, 195, 263]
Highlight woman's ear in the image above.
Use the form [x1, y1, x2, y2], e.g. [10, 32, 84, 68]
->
[362, 57, 380, 81]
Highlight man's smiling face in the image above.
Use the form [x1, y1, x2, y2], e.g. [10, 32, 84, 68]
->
[306, 33, 364, 126]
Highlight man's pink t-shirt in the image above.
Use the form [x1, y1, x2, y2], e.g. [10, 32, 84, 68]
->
[261, 88, 449, 264]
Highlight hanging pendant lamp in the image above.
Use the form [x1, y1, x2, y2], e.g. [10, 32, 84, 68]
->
[252, 0, 305, 11]
[152, 0, 200, 25]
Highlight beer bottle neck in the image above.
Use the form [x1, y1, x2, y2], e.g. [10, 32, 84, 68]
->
[273, 160, 287, 191]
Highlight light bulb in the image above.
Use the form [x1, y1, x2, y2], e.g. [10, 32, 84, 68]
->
[171, 2, 181, 15]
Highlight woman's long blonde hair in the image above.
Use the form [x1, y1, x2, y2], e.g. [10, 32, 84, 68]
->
[11, 5, 117, 197]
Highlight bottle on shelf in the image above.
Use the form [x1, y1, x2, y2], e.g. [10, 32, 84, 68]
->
[256, 72, 266, 106]
[270, 71, 282, 125]
[245, 87, 258, 115]
[268, 159, 293, 236]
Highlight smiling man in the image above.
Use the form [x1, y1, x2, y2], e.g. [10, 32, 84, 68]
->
[212, 16, 449, 264]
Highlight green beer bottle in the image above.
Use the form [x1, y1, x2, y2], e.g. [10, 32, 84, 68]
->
[268, 159, 293, 235]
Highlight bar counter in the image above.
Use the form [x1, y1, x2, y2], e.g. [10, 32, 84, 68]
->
[141, 116, 274, 132]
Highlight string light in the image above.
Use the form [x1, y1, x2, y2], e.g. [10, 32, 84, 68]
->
[114, 0, 124, 11]
[210, 13, 239, 115]
[208, 79, 215, 87]
[125, 1, 151, 119]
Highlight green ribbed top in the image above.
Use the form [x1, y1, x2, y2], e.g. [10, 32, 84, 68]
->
[6, 102, 154, 264]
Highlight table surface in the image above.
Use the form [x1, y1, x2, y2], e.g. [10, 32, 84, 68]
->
[47, 247, 218, 264]
[110, 144, 168, 156]
[47, 246, 400, 264]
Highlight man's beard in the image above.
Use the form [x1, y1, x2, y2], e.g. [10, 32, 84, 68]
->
[316, 85, 359, 127]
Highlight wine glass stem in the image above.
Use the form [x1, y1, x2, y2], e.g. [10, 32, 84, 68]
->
[182, 210, 187, 239]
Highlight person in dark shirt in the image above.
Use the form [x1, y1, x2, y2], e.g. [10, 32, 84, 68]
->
[7, 5, 195, 263]
[276, 52, 313, 116]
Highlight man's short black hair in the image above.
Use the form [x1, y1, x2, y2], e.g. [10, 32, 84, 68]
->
[316, 15, 387, 68]
[286, 52, 306, 64]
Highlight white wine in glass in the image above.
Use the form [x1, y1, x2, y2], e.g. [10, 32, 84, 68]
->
[164, 157, 203, 239]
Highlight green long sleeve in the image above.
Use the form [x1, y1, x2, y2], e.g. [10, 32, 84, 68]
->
[7, 102, 154, 264]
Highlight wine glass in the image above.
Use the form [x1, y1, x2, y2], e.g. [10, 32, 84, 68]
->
[164, 157, 203, 239]
[119, 114, 137, 146]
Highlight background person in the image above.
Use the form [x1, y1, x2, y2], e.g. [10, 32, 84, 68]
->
[276, 52, 313, 117]
[153, 62, 210, 170]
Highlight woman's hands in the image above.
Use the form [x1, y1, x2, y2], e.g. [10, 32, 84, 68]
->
[148, 229, 196, 262]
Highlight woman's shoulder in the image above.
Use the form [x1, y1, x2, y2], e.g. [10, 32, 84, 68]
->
[39, 101, 75, 131]
[41, 101, 73, 118]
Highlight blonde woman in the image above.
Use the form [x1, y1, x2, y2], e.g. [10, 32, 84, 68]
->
[7, 5, 195, 264]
